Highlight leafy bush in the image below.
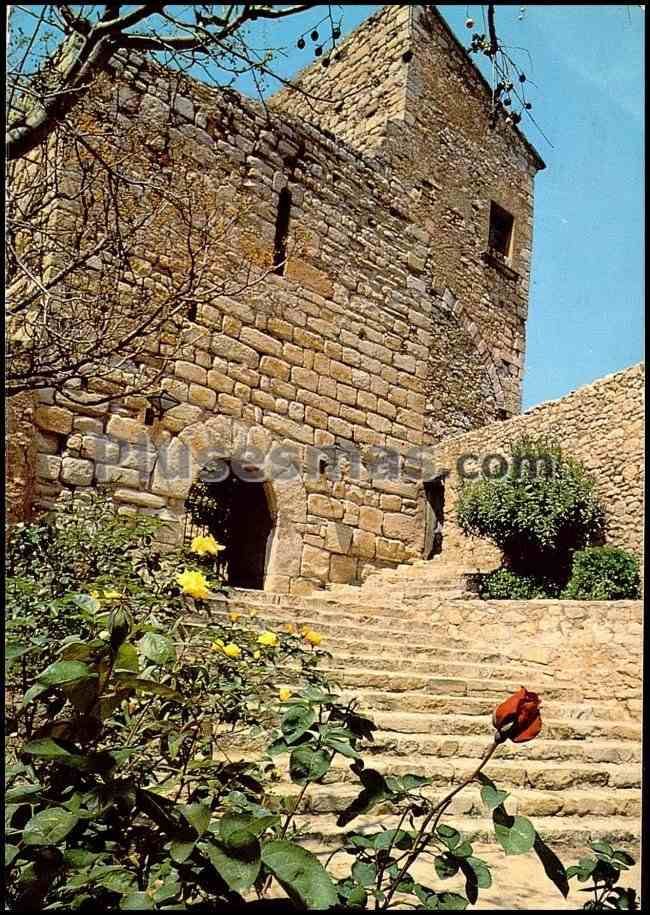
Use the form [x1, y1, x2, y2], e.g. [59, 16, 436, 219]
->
[478, 569, 559, 600]
[5, 495, 638, 910]
[562, 547, 641, 600]
[458, 436, 605, 586]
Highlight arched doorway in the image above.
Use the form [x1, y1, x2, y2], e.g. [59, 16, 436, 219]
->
[184, 463, 275, 590]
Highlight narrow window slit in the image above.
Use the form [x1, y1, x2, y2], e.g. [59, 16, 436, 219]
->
[273, 187, 292, 276]
[488, 201, 514, 259]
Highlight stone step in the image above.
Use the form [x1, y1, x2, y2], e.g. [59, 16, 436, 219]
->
[361, 731, 640, 766]
[337, 689, 629, 722]
[231, 750, 641, 792]
[367, 710, 641, 742]
[207, 604, 560, 666]
[316, 666, 635, 704]
[326, 650, 564, 685]
[292, 813, 641, 849]
[209, 604, 642, 692]
[266, 782, 641, 819]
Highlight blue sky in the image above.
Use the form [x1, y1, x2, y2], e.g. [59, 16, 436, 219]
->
[230, 4, 645, 410]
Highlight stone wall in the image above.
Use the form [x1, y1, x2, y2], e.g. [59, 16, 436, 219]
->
[12, 5, 544, 592]
[431, 598, 642, 716]
[434, 363, 645, 569]
[6, 393, 38, 526]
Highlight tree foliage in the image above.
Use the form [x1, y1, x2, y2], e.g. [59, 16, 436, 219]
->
[458, 436, 605, 584]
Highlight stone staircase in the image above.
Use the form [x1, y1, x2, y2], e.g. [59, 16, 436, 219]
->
[325, 557, 485, 604]
[198, 572, 642, 904]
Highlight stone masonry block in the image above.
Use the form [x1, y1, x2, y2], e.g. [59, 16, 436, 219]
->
[61, 457, 94, 486]
[34, 406, 74, 435]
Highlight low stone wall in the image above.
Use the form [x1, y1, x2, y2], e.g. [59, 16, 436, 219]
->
[433, 363, 644, 570]
[432, 598, 642, 715]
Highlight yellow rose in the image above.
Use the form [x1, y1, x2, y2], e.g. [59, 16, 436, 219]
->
[257, 631, 278, 648]
[176, 569, 211, 600]
[286, 623, 297, 634]
[223, 643, 241, 659]
[303, 629, 323, 647]
[279, 687, 292, 702]
[90, 590, 101, 600]
[229, 612, 241, 623]
[191, 534, 225, 556]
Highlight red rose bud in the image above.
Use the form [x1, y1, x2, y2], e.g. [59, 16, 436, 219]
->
[493, 686, 542, 743]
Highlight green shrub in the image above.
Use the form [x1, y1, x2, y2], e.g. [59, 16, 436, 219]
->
[562, 546, 641, 600]
[458, 436, 605, 585]
[478, 568, 559, 600]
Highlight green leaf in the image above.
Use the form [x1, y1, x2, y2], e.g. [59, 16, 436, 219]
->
[169, 839, 195, 864]
[289, 746, 331, 785]
[611, 850, 635, 868]
[591, 839, 614, 859]
[22, 738, 88, 768]
[261, 839, 338, 910]
[351, 860, 377, 887]
[5, 641, 32, 672]
[337, 768, 392, 827]
[61, 642, 95, 661]
[97, 868, 137, 893]
[204, 838, 261, 894]
[401, 773, 433, 790]
[5, 784, 42, 803]
[23, 808, 79, 845]
[457, 856, 492, 904]
[280, 705, 316, 745]
[181, 802, 211, 837]
[5, 844, 20, 867]
[436, 824, 461, 851]
[479, 782, 510, 811]
[37, 660, 96, 687]
[266, 736, 290, 757]
[114, 642, 139, 672]
[21, 683, 49, 706]
[113, 673, 183, 700]
[493, 806, 536, 856]
[139, 632, 176, 666]
[373, 829, 412, 851]
[435, 854, 460, 880]
[120, 893, 154, 910]
[323, 736, 361, 759]
[218, 814, 255, 850]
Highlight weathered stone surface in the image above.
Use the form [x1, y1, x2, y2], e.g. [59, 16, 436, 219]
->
[60, 457, 94, 486]
[325, 522, 353, 555]
[301, 544, 330, 581]
[308, 494, 344, 521]
[36, 454, 61, 481]
[34, 406, 74, 435]
[106, 415, 149, 445]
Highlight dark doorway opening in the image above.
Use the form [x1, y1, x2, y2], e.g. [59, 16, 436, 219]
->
[423, 476, 445, 560]
[184, 466, 274, 590]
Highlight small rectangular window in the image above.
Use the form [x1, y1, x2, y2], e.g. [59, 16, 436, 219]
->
[273, 187, 292, 276]
[488, 201, 514, 259]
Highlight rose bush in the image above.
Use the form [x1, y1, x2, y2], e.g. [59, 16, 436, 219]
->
[5, 496, 638, 910]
